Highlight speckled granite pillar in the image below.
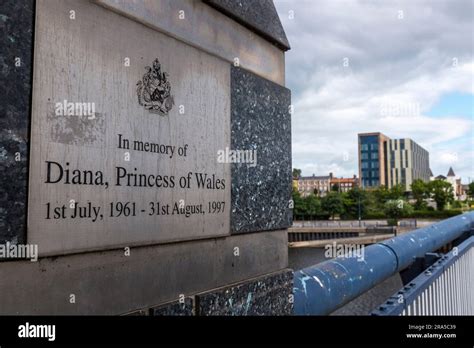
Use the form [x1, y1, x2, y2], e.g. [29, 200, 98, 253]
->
[0, 0, 34, 244]
[231, 66, 292, 234]
[130, 270, 294, 316]
[150, 298, 194, 316]
[196, 269, 293, 315]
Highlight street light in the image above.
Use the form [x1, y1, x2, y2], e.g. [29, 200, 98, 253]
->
[358, 191, 361, 227]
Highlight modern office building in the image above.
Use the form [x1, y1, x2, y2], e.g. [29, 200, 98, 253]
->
[358, 132, 430, 191]
[388, 138, 430, 191]
[358, 132, 390, 188]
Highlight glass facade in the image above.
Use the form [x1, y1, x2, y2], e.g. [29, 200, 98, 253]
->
[359, 134, 430, 191]
[359, 135, 380, 188]
[388, 138, 430, 191]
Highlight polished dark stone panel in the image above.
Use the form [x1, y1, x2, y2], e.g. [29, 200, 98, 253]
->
[150, 297, 194, 316]
[204, 0, 290, 50]
[196, 269, 293, 316]
[230, 66, 292, 234]
[0, 0, 34, 244]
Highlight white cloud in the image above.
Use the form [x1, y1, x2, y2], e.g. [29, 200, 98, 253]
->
[275, 0, 473, 182]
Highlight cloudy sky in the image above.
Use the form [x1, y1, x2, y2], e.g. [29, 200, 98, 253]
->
[274, 0, 473, 183]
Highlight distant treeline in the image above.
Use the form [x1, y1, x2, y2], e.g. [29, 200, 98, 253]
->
[293, 179, 474, 223]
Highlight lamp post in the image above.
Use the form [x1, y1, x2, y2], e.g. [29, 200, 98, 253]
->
[358, 191, 361, 227]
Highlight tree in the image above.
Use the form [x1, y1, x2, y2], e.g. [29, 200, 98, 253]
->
[343, 187, 368, 219]
[373, 185, 405, 210]
[292, 187, 306, 219]
[363, 188, 380, 216]
[428, 179, 454, 211]
[321, 192, 344, 220]
[304, 194, 322, 218]
[411, 179, 429, 210]
[452, 200, 462, 209]
[331, 183, 340, 192]
[384, 199, 413, 225]
[388, 184, 405, 200]
[373, 186, 390, 206]
[468, 182, 474, 199]
[292, 168, 302, 179]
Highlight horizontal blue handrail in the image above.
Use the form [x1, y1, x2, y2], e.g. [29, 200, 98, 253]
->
[294, 212, 474, 315]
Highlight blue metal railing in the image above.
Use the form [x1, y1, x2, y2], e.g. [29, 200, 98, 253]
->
[373, 236, 474, 315]
[293, 212, 474, 315]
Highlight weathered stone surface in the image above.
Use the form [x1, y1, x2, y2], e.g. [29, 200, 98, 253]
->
[0, 230, 287, 314]
[29, 0, 231, 255]
[151, 298, 194, 316]
[231, 66, 292, 234]
[196, 269, 293, 315]
[0, 0, 34, 245]
[204, 0, 290, 50]
[95, 0, 285, 85]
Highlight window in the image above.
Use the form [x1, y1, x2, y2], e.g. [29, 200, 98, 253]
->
[372, 162, 379, 169]
[371, 152, 378, 159]
[361, 144, 369, 151]
[361, 153, 368, 160]
[362, 162, 369, 169]
[371, 143, 379, 151]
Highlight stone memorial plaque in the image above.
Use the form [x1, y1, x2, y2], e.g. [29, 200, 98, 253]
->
[28, 0, 231, 255]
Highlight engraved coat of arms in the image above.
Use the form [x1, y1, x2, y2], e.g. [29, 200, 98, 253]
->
[136, 58, 174, 116]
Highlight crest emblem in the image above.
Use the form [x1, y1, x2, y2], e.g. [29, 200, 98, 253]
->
[136, 58, 174, 116]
